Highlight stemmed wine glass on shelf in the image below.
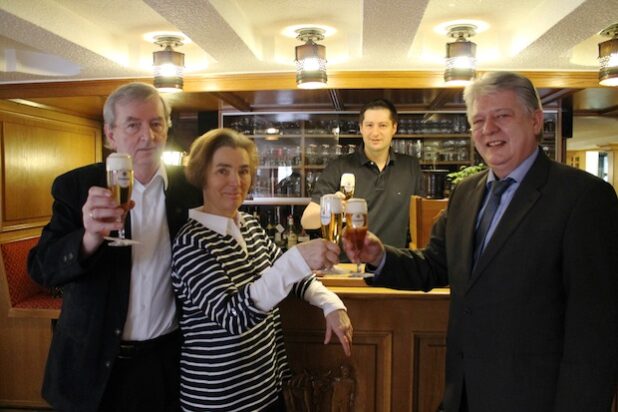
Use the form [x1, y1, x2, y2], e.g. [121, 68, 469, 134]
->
[104, 153, 139, 246]
[344, 198, 368, 276]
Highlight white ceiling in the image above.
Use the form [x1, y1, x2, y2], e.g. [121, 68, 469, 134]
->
[1, 0, 617, 83]
[0, 0, 617, 150]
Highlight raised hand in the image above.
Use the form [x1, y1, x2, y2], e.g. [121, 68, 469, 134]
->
[296, 238, 340, 270]
[81, 186, 126, 255]
[342, 229, 385, 268]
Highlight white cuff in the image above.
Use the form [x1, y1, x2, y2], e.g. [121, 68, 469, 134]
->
[304, 280, 346, 316]
[249, 247, 312, 312]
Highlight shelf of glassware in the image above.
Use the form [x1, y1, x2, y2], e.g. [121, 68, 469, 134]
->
[222, 112, 475, 203]
[247, 133, 333, 203]
[338, 133, 475, 167]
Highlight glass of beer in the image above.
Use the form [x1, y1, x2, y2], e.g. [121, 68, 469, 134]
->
[340, 173, 355, 200]
[345, 198, 368, 275]
[104, 153, 138, 246]
[320, 194, 343, 244]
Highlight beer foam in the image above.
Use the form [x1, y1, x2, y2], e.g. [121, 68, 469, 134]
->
[321, 194, 343, 213]
[106, 153, 133, 171]
[340, 173, 355, 187]
[345, 198, 367, 214]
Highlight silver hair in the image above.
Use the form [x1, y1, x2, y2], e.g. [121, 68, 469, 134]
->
[463, 71, 543, 119]
[103, 82, 171, 129]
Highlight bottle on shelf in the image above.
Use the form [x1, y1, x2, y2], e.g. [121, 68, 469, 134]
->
[274, 206, 285, 249]
[252, 206, 260, 225]
[286, 215, 298, 249]
[265, 210, 276, 243]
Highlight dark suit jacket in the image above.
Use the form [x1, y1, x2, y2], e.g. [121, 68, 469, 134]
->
[370, 150, 618, 412]
[28, 163, 202, 412]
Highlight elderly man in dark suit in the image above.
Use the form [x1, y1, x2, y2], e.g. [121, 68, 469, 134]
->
[28, 82, 202, 412]
[344, 71, 618, 412]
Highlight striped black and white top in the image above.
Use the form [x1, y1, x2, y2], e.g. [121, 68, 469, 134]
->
[171, 211, 341, 412]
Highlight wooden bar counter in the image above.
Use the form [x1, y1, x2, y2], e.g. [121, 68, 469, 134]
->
[279, 265, 450, 412]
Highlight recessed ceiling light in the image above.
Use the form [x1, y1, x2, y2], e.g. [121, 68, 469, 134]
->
[434, 20, 489, 36]
[282, 24, 336, 38]
[143, 32, 192, 44]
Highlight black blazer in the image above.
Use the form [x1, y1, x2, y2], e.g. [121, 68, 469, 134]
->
[28, 163, 202, 412]
[371, 150, 618, 412]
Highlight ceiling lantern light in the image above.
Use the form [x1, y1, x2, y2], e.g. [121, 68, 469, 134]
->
[444, 24, 477, 86]
[295, 28, 328, 89]
[153, 35, 185, 93]
[598, 23, 618, 87]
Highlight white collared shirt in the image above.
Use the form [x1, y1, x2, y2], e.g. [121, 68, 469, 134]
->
[188, 208, 247, 253]
[123, 166, 177, 341]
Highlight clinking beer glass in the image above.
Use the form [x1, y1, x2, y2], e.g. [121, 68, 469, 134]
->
[320, 194, 343, 244]
[345, 198, 368, 275]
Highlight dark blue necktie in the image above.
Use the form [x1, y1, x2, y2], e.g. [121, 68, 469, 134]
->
[473, 178, 514, 266]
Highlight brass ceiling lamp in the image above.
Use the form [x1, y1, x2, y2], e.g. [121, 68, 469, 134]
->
[444, 24, 477, 86]
[153, 35, 185, 93]
[295, 28, 328, 89]
[598, 23, 618, 87]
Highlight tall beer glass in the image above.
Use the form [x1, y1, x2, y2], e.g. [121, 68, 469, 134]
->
[340, 173, 355, 200]
[105, 153, 138, 246]
[345, 198, 368, 275]
[320, 194, 343, 244]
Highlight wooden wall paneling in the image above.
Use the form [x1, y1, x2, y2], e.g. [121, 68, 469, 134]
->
[284, 330, 392, 412]
[280, 288, 450, 411]
[0, 99, 99, 407]
[412, 333, 447, 412]
[0, 101, 102, 232]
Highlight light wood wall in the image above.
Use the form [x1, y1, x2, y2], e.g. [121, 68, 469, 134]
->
[0, 100, 101, 408]
[0, 100, 102, 236]
[566, 150, 587, 171]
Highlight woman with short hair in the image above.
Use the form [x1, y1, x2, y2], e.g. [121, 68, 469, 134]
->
[172, 128, 353, 412]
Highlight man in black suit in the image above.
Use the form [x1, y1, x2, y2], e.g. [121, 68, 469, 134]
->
[344, 72, 618, 412]
[28, 82, 202, 412]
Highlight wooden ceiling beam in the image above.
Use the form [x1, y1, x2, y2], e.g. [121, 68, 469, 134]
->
[426, 89, 461, 111]
[328, 89, 345, 111]
[573, 105, 618, 117]
[210, 92, 252, 112]
[0, 71, 603, 99]
[540, 88, 579, 105]
[598, 104, 618, 116]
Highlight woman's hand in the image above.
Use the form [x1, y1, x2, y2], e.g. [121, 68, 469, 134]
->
[296, 239, 340, 270]
[324, 309, 353, 357]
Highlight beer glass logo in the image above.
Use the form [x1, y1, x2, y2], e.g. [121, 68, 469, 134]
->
[351, 212, 364, 226]
[320, 204, 330, 225]
[118, 170, 131, 188]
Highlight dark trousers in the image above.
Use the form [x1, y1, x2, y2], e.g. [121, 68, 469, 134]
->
[460, 381, 469, 412]
[99, 330, 181, 412]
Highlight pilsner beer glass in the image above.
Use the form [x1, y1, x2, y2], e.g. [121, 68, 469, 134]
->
[105, 153, 138, 246]
[345, 198, 368, 275]
[320, 194, 343, 244]
[340, 173, 355, 200]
